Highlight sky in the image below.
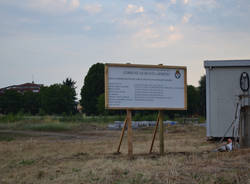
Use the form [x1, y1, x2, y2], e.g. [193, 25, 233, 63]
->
[1, 0, 250, 99]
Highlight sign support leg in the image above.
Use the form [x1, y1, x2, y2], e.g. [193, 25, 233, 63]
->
[127, 109, 133, 157]
[149, 114, 160, 153]
[159, 110, 164, 155]
[117, 117, 128, 153]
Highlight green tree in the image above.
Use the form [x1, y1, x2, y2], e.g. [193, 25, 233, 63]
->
[199, 75, 206, 116]
[22, 91, 40, 114]
[80, 63, 104, 115]
[187, 85, 200, 116]
[40, 83, 76, 115]
[96, 93, 106, 115]
[63, 78, 76, 89]
[0, 90, 22, 114]
[63, 77, 77, 113]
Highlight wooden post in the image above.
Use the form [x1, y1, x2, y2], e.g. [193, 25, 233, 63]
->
[117, 117, 128, 153]
[127, 109, 133, 157]
[149, 114, 160, 153]
[159, 110, 164, 155]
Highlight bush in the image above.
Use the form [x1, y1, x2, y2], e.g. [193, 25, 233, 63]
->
[21, 123, 71, 132]
[0, 114, 24, 123]
[133, 112, 158, 121]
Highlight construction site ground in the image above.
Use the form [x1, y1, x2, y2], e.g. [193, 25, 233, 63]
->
[0, 124, 250, 184]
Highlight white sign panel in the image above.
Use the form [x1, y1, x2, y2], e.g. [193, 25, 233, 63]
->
[105, 64, 187, 110]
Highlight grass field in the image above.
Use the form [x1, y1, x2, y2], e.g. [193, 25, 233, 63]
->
[0, 119, 250, 184]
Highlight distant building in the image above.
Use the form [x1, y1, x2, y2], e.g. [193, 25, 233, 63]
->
[0, 82, 43, 94]
[77, 102, 83, 113]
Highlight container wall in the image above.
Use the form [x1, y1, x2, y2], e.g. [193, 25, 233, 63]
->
[206, 67, 250, 137]
[241, 106, 250, 148]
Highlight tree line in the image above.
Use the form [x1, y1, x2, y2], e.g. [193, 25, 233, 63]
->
[0, 78, 77, 115]
[0, 63, 206, 117]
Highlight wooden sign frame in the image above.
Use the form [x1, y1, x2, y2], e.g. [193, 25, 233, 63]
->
[105, 63, 187, 110]
[105, 63, 187, 157]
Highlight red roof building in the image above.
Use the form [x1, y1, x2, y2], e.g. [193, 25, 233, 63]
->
[0, 82, 43, 94]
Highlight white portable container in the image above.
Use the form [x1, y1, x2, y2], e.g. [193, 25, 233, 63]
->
[204, 60, 250, 137]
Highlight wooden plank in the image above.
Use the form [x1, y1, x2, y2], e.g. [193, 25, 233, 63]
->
[149, 113, 160, 153]
[184, 67, 187, 110]
[159, 110, 164, 155]
[105, 63, 187, 70]
[117, 117, 128, 153]
[127, 109, 133, 157]
[105, 107, 187, 111]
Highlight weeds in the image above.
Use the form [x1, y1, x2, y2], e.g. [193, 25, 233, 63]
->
[72, 168, 81, 173]
[59, 114, 125, 123]
[0, 114, 125, 124]
[0, 113, 24, 123]
[37, 170, 45, 179]
[129, 173, 145, 184]
[19, 159, 35, 166]
[19, 122, 72, 132]
[0, 135, 15, 141]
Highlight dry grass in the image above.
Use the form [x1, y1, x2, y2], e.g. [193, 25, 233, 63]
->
[0, 124, 250, 184]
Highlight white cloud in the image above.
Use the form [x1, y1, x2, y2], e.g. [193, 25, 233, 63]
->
[25, 0, 80, 13]
[169, 25, 175, 32]
[183, 0, 218, 10]
[168, 33, 183, 42]
[134, 28, 160, 40]
[120, 17, 154, 28]
[83, 3, 102, 14]
[156, 3, 167, 17]
[146, 32, 183, 48]
[132, 27, 183, 48]
[182, 14, 192, 23]
[192, 0, 218, 8]
[126, 4, 144, 14]
[70, 0, 80, 9]
[171, 0, 177, 4]
[156, 3, 166, 11]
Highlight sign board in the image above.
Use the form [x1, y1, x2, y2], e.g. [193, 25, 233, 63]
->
[105, 63, 187, 110]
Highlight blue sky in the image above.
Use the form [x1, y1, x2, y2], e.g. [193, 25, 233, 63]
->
[1, 0, 250, 99]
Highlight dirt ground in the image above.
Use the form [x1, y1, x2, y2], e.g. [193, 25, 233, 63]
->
[0, 125, 250, 184]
